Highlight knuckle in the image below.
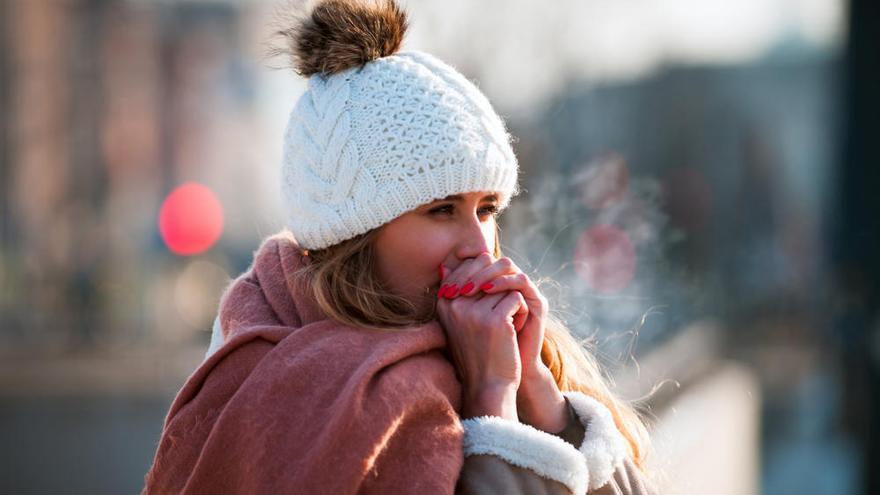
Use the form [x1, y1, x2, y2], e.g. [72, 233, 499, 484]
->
[535, 300, 547, 314]
[476, 252, 493, 266]
[498, 257, 514, 268]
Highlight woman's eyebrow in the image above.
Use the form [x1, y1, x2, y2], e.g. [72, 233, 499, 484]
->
[437, 194, 498, 202]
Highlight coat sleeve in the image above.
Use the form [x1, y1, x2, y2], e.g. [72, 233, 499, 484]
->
[456, 396, 586, 495]
[456, 393, 658, 495]
[586, 457, 659, 495]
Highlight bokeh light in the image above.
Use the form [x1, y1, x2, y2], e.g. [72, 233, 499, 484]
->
[573, 224, 637, 293]
[158, 182, 224, 256]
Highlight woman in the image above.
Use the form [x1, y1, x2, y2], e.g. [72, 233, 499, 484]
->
[143, 1, 657, 493]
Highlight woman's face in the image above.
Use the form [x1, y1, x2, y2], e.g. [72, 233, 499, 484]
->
[373, 191, 501, 317]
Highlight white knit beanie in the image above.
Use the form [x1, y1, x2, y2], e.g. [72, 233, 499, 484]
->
[278, 0, 519, 250]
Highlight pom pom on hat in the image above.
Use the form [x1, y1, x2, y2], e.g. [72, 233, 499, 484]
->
[278, 0, 408, 77]
[277, 0, 520, 250]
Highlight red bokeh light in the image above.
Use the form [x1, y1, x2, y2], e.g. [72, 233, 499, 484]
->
[158, 182, 224, 256]
[573, 224, 636, 293]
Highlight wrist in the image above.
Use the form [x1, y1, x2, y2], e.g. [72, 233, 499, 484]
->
[521, 360, 555, 381]
[463, 382, 518, 421]
[517, 366, 568, 433]
[519, 362, 558, 394]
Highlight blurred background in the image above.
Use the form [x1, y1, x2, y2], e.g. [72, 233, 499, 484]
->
[1, 0, 877, 493]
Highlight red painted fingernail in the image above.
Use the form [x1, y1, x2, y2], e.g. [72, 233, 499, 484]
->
[437, 284, 448, 298]
[480, 282, 494, 291]
[460, 281, 475, 295]
[445, 284, 458, 298]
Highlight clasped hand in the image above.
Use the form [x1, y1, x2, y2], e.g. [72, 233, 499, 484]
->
[435, 254, 568, 433]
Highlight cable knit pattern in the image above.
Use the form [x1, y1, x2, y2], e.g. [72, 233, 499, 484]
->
[282, 50, 520, 249]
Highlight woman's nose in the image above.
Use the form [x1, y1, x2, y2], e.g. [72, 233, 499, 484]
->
[454, 216, 493, 260]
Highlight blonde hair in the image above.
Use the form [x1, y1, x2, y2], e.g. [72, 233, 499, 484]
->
[292, 226, 652, 471]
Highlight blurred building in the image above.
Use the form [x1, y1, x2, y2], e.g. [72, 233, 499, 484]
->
[1, 0, 275, 355]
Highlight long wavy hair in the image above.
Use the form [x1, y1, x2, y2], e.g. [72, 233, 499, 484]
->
[291, 225, 653, 472]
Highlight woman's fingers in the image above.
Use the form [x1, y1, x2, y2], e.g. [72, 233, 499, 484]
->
[492, 291, 529, 333]
[441, 257, 543, 323]
[453, 257, 520, 297]
[510, 293, 529, 332]
[474, 272, 546, 312]
[438, 256, 549, 384]
[438, 253, 494, 299]
[441, 257, 545, 334]
[469, 290, 508, 312]
[480, 273, 537, 297]
[492, 290, 529, 332]
[435, 278, 524, 395]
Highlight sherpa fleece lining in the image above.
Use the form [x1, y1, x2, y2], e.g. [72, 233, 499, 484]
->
[461, 391, 628, 493]
[564, 391, 630, 491]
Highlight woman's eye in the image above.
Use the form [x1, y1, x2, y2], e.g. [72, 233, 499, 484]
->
[429, 204, 455, 215]
[428, 204, 498, 217]
[479, 205, 499, 217]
